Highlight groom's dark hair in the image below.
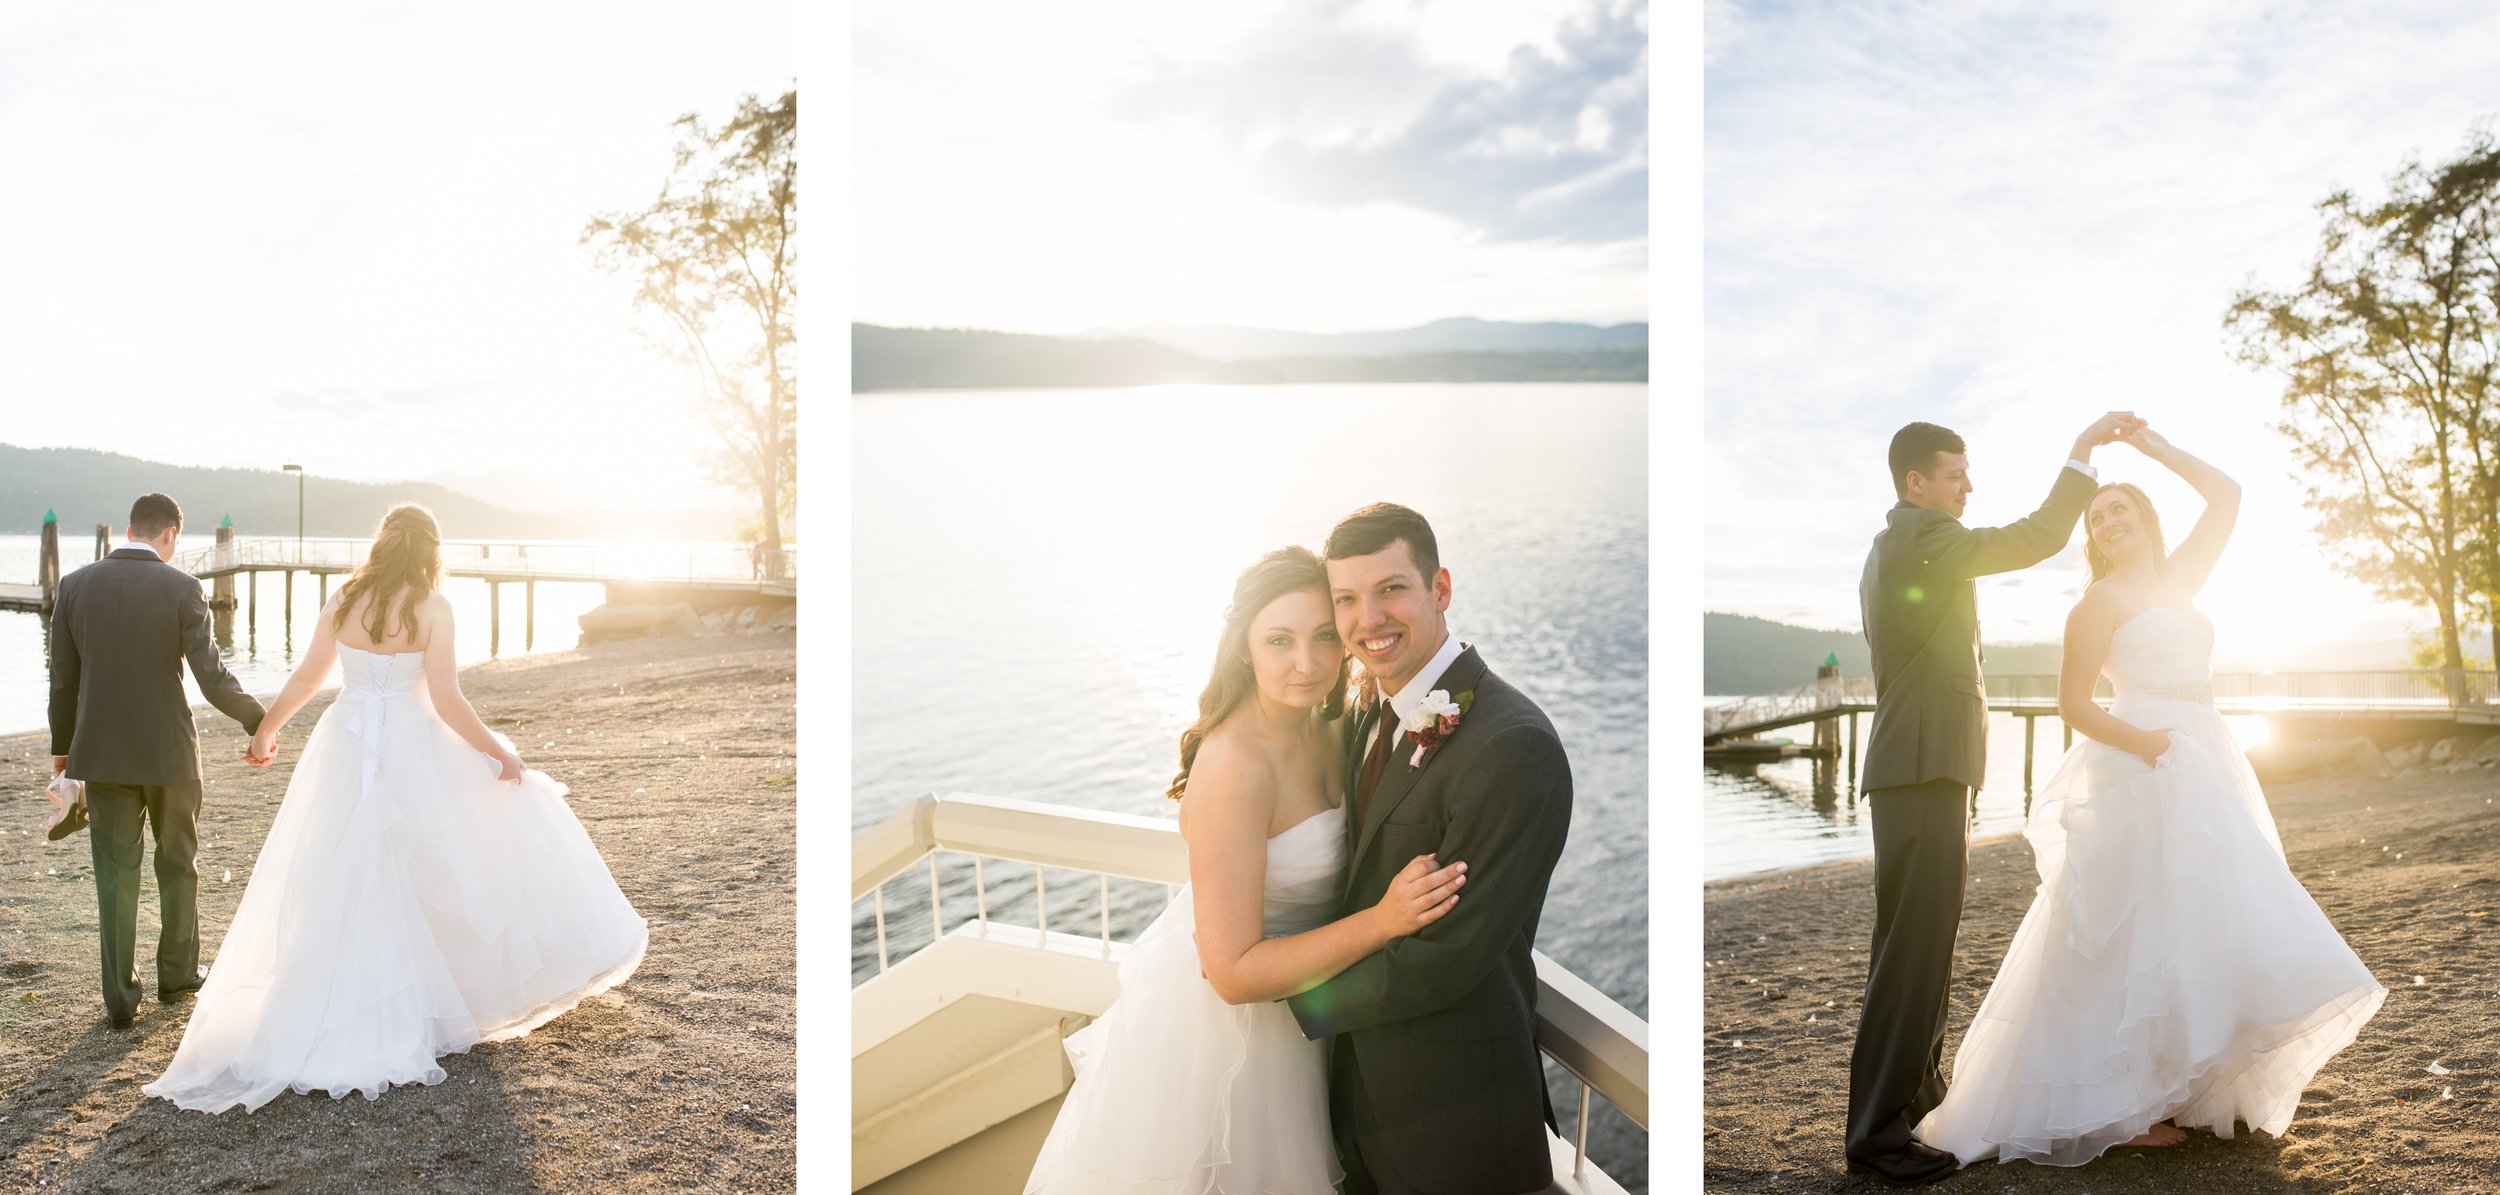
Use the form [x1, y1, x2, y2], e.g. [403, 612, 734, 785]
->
[129, 493, 183, 538]
[1888, 422, 1967, 499]
[1325, 503, 1439, 578]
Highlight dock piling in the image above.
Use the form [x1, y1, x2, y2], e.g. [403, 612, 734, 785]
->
[93, 524, 108, 562]
[489, 580, 502, 656]
[525, 579, 535, 650]
[39, 512, 60, 612]
[211, 523, 236, 612]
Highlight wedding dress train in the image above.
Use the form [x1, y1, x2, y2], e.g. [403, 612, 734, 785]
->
[146, 645, 648, 1113]
[1916, 607, 2384, 1166]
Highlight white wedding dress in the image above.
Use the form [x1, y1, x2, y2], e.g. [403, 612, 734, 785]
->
[1916, 607, 2385, 1165]
[146, 645, 649, 1113]
[1025, 805, 1346, 1194]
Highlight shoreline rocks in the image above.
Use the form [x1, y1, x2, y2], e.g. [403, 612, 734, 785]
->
[580, 601, 796, 645]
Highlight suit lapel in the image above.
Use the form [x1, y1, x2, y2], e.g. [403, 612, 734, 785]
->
[1351, 647, 1489, 870]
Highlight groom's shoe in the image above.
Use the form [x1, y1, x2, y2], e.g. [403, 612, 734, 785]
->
[160, 966, 207, 1003]
[1845, 1141, 1958, 1186]
[108, 1005, 144, 1032]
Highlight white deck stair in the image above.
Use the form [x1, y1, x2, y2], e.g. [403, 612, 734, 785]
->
[853, 794, 1646, 1193]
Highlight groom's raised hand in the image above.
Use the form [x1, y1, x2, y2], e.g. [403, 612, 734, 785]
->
[2075, 411, 2149, 457]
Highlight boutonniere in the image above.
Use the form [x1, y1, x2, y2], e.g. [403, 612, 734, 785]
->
[1400, 690, 1473, 767]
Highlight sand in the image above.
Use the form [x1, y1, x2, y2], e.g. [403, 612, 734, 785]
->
[1703, 764, 2500, 1193]
[0, 631, 796, 1193]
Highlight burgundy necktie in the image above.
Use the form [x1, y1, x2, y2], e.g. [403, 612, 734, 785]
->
[1354, 707, 1400, 827]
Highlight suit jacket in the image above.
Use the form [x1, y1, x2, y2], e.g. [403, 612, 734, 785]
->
[1858, 466, 2095, 793]
[1286, 646, 1573, 1194]
[49, 548, 265, 786]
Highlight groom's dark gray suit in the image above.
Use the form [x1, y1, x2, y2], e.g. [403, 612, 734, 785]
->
[1287, 645, 1573, 1195]
[50, 546, 265, 1023]
[1847, 463, 2095, 1163]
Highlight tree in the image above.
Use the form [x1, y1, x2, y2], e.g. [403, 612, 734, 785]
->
[585, 89, 797, 581]
[2227, 129, 2500, 692]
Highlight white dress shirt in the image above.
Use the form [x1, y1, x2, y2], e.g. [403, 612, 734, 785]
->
[1368, 630, 1468, 762]
[121, 540, 164, 559]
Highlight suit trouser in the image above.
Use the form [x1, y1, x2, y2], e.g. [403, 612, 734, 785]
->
[1845, 778, 1970, 1161]
[85, 779, 204, 1020]
[1331, 1033, 1553, 1195]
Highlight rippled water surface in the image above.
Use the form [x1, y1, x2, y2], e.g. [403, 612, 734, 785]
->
[853, 384, 1649, 1186]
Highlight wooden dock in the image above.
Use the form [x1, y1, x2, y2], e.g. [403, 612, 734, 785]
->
[9, 529, 798, 658]
[1708, 668, 2500, 798]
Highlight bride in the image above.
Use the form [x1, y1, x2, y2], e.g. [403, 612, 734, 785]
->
[1915, 427, 2386, 1166]
[1023, 546, 1466, 1194]
[145, 504, 648, 1113]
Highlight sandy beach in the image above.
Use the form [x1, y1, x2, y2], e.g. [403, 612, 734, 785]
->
[1704, 761, 2500, 1193]
[0, 631, 796, 1193]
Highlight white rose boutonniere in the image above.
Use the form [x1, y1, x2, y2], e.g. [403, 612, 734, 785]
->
[1399, 689, 1473, 767]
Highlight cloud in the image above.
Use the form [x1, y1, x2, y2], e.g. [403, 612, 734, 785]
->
[269, 379, 502, 418]
[1112, 0, 1648, 244]
[1705, 0, 2500, 643]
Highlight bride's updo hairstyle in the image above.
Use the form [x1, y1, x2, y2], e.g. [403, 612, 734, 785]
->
[332, 504, 445, 644]
[2084, 482, 2168, 581]
[1166, 546, 1349, 802]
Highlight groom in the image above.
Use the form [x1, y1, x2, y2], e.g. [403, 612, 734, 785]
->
[50, 493, 270, 1030]
[1846, 414, 2141, 1182]
[1287, 503, 1574, 1195]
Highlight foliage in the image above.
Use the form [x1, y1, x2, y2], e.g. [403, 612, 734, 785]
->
[2227, 127, 2500, 671]
[586, 90, 797, 578]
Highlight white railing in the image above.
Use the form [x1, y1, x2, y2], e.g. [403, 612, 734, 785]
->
[850, 793, 1649, 1177]
[1708, 669, 2500, 737]
[1703, 674, 1872, 738]
[169, 537, 799, 585]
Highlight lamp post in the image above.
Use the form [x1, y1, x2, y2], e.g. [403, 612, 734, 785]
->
[282, 463, 303, 562]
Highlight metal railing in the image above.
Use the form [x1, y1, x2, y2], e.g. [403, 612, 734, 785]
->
[851, 793, 1649, 1178]
[1707, 668, 2500, 738]
[1703, 674, 1873, 737]
[168, 537, 798, 585]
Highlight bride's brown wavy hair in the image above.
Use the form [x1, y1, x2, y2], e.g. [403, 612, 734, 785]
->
[2084, 482, 2167, 582]
[331, 504, 444, 645]
[1166, 546, 1349, 801]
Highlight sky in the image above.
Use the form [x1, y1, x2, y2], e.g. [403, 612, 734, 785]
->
[0, 3, 793, 513]
[851, 0, 1649, 336]
[1705, 0, 2500, 663]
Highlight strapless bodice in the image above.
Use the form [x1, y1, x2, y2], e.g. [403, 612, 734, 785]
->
[2104, 606, 2215, 703]
[1260, 806, 1346, 937]
[337, 644, 426, 698]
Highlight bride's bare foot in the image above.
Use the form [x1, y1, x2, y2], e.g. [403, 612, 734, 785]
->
[2125, 1121, 2188, 1147]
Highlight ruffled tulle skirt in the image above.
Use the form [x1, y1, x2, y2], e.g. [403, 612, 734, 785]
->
[1024, 886, 1342, 1194]
[144, 688, 648, 1113]
[1915, 698, 2384, 1166]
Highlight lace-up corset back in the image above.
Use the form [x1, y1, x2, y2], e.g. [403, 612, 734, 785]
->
[338, 644, 426, 698]
[2104, 607, 2215, 703]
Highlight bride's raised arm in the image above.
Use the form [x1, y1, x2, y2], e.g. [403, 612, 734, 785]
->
[2058, 588, 2173, 767]
[2127, 426, 2240, 596]
[1180, 737, 1463, 1006]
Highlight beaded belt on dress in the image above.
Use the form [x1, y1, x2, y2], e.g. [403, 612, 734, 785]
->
[2122, 680, 2215, 703]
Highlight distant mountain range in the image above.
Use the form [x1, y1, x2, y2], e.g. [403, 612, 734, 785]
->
[851, 320, 1647, 392]
[1705, 611, 2416, 696]
[1, 442, 735, 542]
[1075, 317, 1649, 361]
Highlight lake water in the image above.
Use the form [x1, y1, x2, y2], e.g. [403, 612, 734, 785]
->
[1703, 699, 2275, 881]
[0, 534, 653, 737]
[852, 383, 1650, 1187]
